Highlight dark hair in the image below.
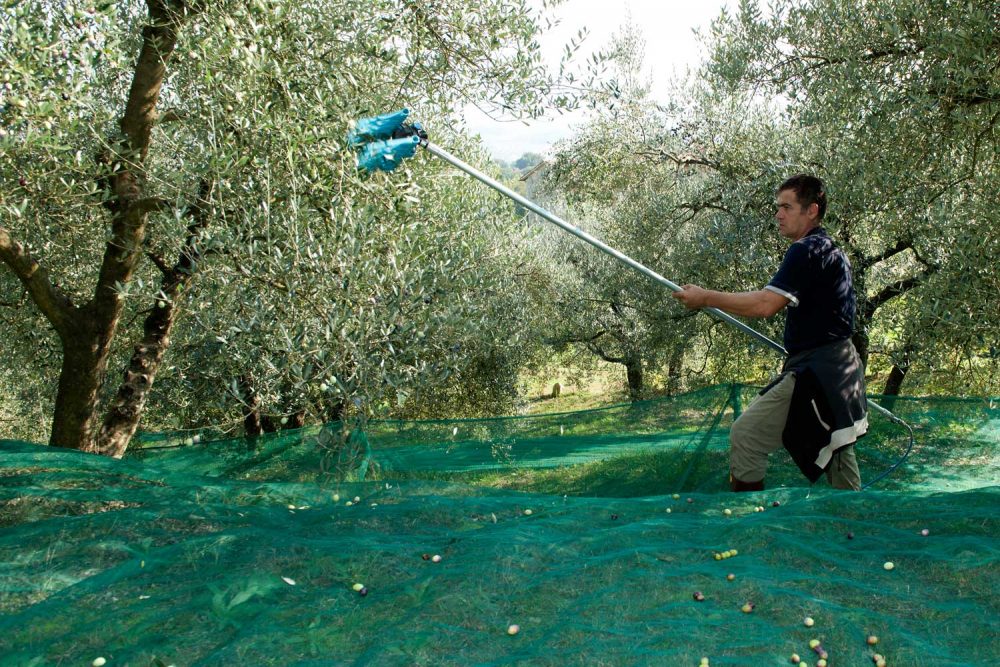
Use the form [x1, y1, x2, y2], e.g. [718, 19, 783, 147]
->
[778, 174, 827, 220]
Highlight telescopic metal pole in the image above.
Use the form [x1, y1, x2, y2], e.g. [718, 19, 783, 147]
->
[422, 141, 788, 356]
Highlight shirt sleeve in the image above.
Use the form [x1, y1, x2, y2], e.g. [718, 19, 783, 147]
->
[766, 242, 809, 307]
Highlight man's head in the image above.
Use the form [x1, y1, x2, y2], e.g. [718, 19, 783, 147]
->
[775, 174, 826, 241]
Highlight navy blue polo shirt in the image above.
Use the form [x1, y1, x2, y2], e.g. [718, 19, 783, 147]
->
[764, 227, 855, 355]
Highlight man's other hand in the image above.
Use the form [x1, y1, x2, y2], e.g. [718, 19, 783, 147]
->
[672, 284, 710, 309]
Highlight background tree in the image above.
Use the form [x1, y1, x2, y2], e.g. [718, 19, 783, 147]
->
[543, 0, 998, 397]
[699, 0, 999, 394]
[512, 152, 545, 172]
[538, 27, 719, 399]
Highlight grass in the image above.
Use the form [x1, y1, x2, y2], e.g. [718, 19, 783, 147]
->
[386, 446, 726, 496]
[519, 361, 630, 415]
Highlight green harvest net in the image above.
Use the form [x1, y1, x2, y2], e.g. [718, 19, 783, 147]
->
[1, 384, 997, 666]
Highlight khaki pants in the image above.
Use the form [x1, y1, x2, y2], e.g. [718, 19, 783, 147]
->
[730, 373, 861, 490]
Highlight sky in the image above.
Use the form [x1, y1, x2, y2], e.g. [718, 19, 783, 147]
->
[464, 0, 735, 162]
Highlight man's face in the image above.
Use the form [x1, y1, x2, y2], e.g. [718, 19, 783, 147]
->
[775, 188, 818, 241]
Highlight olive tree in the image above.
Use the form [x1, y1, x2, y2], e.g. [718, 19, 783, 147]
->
[697, 0, 1000, 393]
[537, 30, 722, 399]
[0, 0, 567, 453]
[543, 0, 998, 397]
[546, 96, 797, 394]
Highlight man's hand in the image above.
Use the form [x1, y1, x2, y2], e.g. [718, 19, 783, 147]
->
[672, 284, 711, 310]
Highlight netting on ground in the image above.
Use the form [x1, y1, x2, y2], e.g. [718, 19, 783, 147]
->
[1, 384, 997, 666]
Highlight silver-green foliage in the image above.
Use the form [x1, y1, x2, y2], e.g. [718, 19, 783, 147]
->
[702, 0, 1000, 392]
[546, 0, 998, 394]
[0, 0, 563, 443]
[542, 29, 784, 394]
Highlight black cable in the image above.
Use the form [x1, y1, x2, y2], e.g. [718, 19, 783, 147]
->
[861, 416, 916, 490]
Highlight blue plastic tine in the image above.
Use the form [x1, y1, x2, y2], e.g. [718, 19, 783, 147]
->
[357, 135, 420, 172]
[348, 108, 410, 146]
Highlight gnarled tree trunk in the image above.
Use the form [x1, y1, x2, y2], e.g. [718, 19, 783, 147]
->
[50, 321, 112, 450]
[879, 343, 913, 412]
[0, 1, 198, 456]
[625, 353, 644, 401]
[882, 363, 909, 396]
[666, 345, 683, 396]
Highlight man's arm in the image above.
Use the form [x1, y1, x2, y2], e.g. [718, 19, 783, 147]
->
[671, 284, 789, 318]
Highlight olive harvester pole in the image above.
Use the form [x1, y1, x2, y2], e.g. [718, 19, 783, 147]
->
[348, 109, 786, 355]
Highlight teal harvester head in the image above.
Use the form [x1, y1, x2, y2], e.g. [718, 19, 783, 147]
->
[348, 108, 427, 173]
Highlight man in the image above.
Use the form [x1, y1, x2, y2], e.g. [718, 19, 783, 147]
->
[672, 174, 867, 491]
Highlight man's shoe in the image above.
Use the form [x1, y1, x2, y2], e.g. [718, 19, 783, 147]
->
[730, 474, 765, 492]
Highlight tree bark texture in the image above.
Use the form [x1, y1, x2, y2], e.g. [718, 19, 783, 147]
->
[95, 181, 213, 456]
[882, 363, 908, 395]
[847, 238, 936, 374]
[879, 344, 913, 411]
[240, 375, 264, 437]
[625, 354, 644, 401]
[45, 1, 192, 454]
[666, 346, 683, 395]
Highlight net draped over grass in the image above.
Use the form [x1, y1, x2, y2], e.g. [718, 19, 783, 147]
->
[1, 384, 997, 665]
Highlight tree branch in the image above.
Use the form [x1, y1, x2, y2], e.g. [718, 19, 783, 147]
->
[636, 147, 721, 170]
[156, 109, 187, 124]
[122, 0, 190, 160]
[794, 43, 926, 79]
[0, 226, 77, 336]
[586, 340, 624, 365]
[553, 330, 607, 345]
[857, 237, 912, 273]
[96, 179, 214, 456]
[92, 0, 193, 325]
[133, 197, 170, 215]
[146, 250, 172, 275]
[861, 271, 934, 321]
[678, 199, 740, 219]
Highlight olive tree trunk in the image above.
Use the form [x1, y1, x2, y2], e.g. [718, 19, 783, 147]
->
[0, 1, 197, 457]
